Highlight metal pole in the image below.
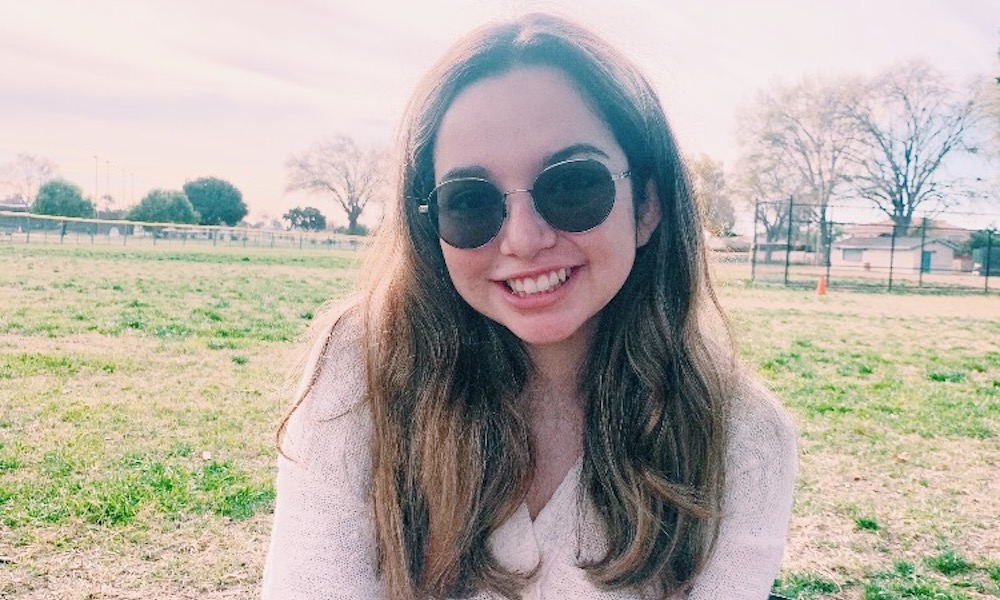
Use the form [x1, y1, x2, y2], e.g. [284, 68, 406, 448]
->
[825, 218, 833, 287]
[750, 198, 759, 284]
[888, 224, 897, 292]
[94, 155, 99, 206]
[918, 217, 927, 288]
[783, 196, 794, 287]
[986, 230, 994, 294]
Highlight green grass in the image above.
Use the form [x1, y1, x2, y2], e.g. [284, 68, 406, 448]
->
[2, 243, 999, 599]
[927, 551, 976, 577]
[773, 572, 840, 598]
[0, 243, 356, 597]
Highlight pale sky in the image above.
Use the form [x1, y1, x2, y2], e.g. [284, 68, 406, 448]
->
[1, 0, 998, 226]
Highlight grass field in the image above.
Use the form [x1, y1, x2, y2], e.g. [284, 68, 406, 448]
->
[1, 243, 998, 599]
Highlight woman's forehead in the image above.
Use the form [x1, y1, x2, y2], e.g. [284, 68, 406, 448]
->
[432, 66, 623, 182]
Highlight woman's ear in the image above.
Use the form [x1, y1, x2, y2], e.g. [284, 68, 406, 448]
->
[635, 181, 661, 248]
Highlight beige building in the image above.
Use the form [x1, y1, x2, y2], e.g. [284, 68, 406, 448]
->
[830, 237, 960, 273]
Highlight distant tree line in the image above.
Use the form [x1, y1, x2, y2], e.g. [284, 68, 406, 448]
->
[0, 167, 250, 228]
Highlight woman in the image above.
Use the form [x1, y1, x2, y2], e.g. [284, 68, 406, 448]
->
[262, 13, 796, 600]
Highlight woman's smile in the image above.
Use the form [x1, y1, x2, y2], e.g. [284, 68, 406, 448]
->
[501, 266, 573, 296]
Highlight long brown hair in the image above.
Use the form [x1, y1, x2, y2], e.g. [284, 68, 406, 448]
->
[296, 12, 736, 600]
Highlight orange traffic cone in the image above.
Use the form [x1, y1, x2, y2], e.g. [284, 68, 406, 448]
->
[816, 275, 828, 296]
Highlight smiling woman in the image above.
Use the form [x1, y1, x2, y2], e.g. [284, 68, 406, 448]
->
[262, 12, 796, 600]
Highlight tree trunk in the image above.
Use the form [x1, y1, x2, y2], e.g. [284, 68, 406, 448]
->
[817, 214, 831, 267]
[347, 205, 361, 233]
[893, 216, 911, 238]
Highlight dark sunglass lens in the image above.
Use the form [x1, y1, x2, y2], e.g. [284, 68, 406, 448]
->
[434, 179, 504, 248]
[533, 160, 616, 232]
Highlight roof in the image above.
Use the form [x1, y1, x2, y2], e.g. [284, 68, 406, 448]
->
[845, 218, 968, 231]
[833, 236, 960, 251]
[842, 219, 971, 240]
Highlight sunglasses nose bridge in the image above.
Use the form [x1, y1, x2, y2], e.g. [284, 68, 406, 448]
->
[500, 188, 533, 201]
[499, 187, 547, 227]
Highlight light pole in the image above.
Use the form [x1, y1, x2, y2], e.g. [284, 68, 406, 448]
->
[94, 155, 99, 203]
[106, 160, 111, 207]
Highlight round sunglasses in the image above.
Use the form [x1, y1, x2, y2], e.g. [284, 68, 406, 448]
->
[418, 158, 630, 249]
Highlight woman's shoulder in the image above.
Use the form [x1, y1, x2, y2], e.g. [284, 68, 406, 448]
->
[723, 371, 798, 489]
[279, 301, 372, 476]
[728, 372, 796, 444]
[294, 301, 368, 422]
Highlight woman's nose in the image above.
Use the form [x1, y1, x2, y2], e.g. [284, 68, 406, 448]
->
[497, 192, 557, 258]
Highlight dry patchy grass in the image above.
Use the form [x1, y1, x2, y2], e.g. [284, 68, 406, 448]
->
[721, 284, 1000, 599]
[1, 243, 998, 599]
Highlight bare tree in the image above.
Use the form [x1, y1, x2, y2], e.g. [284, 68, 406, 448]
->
[980, 47, 1000, 166]
[0, 154, 58, 206]
[285, 135, 386, 234]
[843, 60, 981, 235]
[732, 151, 811, 262]
[688, 154, 735, 235]
[736, 76, 859, 265]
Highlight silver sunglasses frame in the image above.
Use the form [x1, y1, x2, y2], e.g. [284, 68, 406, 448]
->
[417, 158, 630, 247]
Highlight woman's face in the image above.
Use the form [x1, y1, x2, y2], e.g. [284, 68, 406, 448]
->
[432, 66, 659, 351]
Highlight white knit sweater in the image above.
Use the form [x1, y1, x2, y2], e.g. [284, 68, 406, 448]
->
[261, 320, 797, 600]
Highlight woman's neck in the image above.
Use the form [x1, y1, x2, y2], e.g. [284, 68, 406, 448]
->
[523, 337, 587, 519]
[523, 320, 593, 398]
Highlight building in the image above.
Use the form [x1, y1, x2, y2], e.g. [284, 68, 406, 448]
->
[842, 219, 971, 245]
[830, 237, 960, 273]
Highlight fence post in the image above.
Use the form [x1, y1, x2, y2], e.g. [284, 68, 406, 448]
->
[824, 219, 833, 287]
[986, 230, 994, 294]
[888, 224, 897, 292]
[918, 217, 927, 288]
[24, 215, 30, 243]
[750, 198, 759, 285]
[783, 196, 794, 287]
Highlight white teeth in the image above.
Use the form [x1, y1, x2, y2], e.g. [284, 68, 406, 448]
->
[506, 268, 572, 297]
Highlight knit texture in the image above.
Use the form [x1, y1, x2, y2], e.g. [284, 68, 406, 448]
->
[261, 320, 797, 599]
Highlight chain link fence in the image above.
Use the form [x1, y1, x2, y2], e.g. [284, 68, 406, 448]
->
[745, 199, 998, 294]
[0, 211, 365, 251]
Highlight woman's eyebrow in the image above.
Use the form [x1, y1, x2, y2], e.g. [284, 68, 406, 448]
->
[437, 143, 611, 183]
[437, 165, 490, 183]
[543, 143, 610, 166]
